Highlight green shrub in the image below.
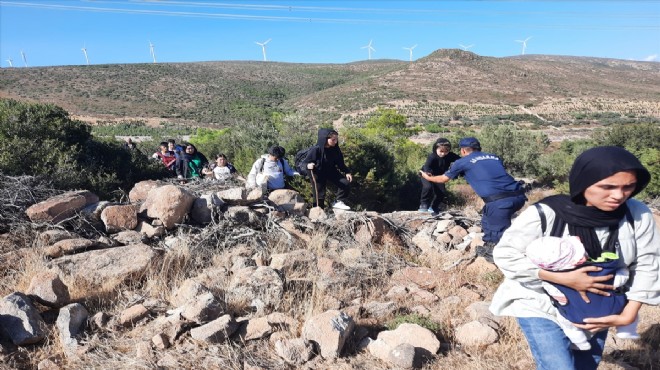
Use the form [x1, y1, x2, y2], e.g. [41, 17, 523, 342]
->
[385, 313, 441, 332]
[0, 98, 167, 199]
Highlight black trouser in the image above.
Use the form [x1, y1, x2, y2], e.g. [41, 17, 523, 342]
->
[419, 177, 447, 210]
[310, 169, 350, 208]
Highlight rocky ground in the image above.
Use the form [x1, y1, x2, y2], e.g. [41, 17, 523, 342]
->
[0, 176, 659, 370]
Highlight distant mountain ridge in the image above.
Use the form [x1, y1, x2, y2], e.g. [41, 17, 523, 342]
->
[1, 49, 658, 128]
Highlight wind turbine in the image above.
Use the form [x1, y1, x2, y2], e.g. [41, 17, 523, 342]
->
[149, 41, 157, 63]
[81, 45, 89, 65]
[361, 40, 375, 60]
[255, 39, 271, 61]
[6, 58, 13, 67]
[20, 50, 27, 67]
[515, 37, 532, 55]
[402, 44, 417, 62]
[459, 44, 474, 51]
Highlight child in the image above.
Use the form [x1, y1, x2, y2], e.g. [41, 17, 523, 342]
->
[526, 236, 639, 350]
[202, 154, 237, 182]
[419, 138, 460, 214]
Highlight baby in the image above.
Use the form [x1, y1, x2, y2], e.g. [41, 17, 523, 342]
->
[526, 236, 639, 350]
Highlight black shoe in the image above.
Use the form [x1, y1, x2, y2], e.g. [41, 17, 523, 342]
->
[478, 242, 497, 263]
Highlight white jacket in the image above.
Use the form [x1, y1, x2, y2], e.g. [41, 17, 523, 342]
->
[246, 155, 298, 190]
[490, 199, 660, 322]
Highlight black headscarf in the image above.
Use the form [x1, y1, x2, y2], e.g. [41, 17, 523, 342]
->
[539, 146, 650, 259]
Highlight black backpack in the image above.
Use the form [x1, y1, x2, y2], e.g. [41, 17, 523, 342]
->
[294, 146, 316, 177]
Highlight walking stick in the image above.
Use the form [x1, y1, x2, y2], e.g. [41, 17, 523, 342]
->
[309, 168, 320, 207]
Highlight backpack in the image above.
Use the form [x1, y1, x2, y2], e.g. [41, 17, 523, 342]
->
[533, 203, 634, 324]
[258, 157, 285, 174]
[294, 146, 316, 177]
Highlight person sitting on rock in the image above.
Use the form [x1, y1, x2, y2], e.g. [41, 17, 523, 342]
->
[176, 143, 208, 179]
[151, 141, 177, 173]
[202, 153, 239, 182]
[246, 145, 299, 191]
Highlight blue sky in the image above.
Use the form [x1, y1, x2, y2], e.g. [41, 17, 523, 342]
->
[1, 0, 659, 67]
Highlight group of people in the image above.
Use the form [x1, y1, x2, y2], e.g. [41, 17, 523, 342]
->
[150, 139, 237, 181]
[147, 129, 354, 210]
[145, 132, 657, 369]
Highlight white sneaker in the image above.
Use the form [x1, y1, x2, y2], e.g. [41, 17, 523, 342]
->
[177, 175, 184, 180]
[332, 201, 351, 210]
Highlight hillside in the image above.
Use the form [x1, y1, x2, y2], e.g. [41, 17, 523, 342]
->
[1, 49, 659, 129]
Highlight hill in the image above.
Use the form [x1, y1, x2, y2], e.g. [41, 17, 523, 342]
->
[1, 49, 659, 129]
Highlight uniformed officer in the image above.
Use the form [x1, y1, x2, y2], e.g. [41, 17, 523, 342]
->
[420, 137, 526, 248]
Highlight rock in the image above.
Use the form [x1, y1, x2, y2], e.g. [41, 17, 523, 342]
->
[135, 221, 165, 239]
[170, 279, 210, 308]
[112, 230, 145, 245]
[465, 301, 502, 326]
[119, 304, 150, 327]
[190, 193, 224, 224]
[141, 185, 196, 229]
[317, 257, 342, 277]
[274, 338, 314, 365]
[454, 321, 499, 346]
[224, 206, 259, 224]
[340, 248, 362, 263]
[434, 220, 456, 234]
[26, 190, 99, 223]
[135, 341, 154, 361]
[216, 187, 247, 205]
[48, 243, 157, 291]
[308, 207, 327, 222]
[235, 316, 273, 341]
[180, 292, 223, 324]
[43, 238, 98, 258]
[81, 201, 112, 221]
[412, 231, 436, 254]
[268, 189, 306, 214]
[90, 312, 110, 329]
[56, 303, 89, 357]
[447, 225, 468, 239]
[190, 314, 239, 343]
[278, 219, 312, 243]
[388, 343, 416, 369]
[363, 301, 398, 319]
[26, 272, 70, 307]
[129, 180, 162, 203]
[226, 267, 284, 311]
[37, 359, 61, 370]
[377, 323, 440, 356]
[302, 310, 355, 359]
[100, 204, 139, 233]
[266, 312, 299, 333]
[36, 230, 79, 248]
[0, 292, 46, 345]
[152, 333, 170, 350]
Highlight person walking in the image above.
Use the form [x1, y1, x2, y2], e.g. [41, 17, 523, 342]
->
[302, 128, 352, 210]
[420, 137, 526, 246]
[489, 146, 659, 370]
[419, 138, 460, 214]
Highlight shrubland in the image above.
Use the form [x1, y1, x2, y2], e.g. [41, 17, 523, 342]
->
[2, 98, 658, 206]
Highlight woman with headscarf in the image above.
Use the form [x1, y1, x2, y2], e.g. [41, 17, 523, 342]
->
[489, 146, 659, 370]
[302, 128, 353, 210]
[176, 143, 208, 179]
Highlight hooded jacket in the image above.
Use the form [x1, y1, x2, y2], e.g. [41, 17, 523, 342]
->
[303, 128, 351, 174]
[421, 140, 460, 175]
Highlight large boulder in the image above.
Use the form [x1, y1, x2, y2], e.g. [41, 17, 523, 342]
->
[26, 272, 70, 308]
[26, 190, 98, 223]
[129, 180, 163, 203]
[47, 243, 158, 291]
[100, 204, 139, 233]
[141, 185, 196, 229]
[190, 193, 224, 224]
[302, 310, 354, 359]
[0, 292, 46, 345]
[268, 189, 307, 215]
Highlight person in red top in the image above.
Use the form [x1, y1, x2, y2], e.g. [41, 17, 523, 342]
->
[152, 141, 176, 172]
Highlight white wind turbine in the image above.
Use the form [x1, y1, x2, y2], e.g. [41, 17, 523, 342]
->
[20, 50, 27, 67]
[459, 44, 474, 51]
[6, 58, 13, 67]
[361, 40, 375, 60]
[515, 36, 532, 55]
[149, 41, 157, 63]
[255, 39, 271, 61]
[81, 45, 89, 65]
[402, 44, 417, 62]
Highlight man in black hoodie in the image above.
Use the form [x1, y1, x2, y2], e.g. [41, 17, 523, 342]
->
[302, 128, 353, 210]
